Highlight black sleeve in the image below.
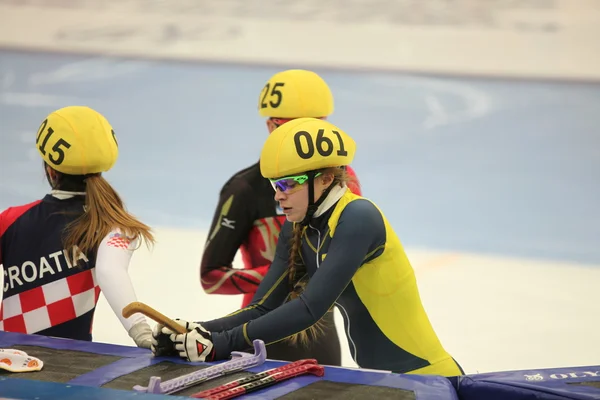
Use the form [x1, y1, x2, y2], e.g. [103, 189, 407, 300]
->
[200, 177, 258, 294]
[209, 200, 387, 360]
[200, 222, 293, 332]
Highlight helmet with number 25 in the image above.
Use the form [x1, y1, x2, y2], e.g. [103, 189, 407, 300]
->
[260, 117, 356, 179]
[258, 70, 334, 119]
[36, 106, 119, 176]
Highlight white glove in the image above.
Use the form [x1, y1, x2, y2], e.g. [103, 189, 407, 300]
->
[151, 319, 214, 362]
[128, 321, 152, 349]
[170, 325, 214, 362]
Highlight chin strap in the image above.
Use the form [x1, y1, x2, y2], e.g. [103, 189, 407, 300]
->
[300, 170, 336, 227]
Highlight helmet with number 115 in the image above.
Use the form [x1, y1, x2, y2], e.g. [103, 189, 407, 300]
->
[260, 118, 356, 179]
[257, 69, 334, 119]
[36, 106, 119, 176]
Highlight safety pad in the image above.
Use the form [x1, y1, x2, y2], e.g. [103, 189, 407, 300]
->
[454, 365, 600, 400]
[0, 345, 121, 383]
[277, 380, 416, 399]
[101, 360, 256, 397]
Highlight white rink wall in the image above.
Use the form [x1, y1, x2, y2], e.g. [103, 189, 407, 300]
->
[1, 1, 600, 81]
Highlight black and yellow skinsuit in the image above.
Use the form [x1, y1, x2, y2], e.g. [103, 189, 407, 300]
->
[202, 188, 463, 376]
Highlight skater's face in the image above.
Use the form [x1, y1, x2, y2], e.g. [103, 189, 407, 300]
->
[272, 172, 334, 222]
[266, 118, 292, 134]
[266, 117, 327, 134]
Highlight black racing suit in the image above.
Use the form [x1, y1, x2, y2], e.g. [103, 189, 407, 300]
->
[200, 162, 361, 365]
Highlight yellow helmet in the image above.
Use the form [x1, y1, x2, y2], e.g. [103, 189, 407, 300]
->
[35, 106, 118, 175]
[260, 117, 356, 179]
[257, 69, 334, 119]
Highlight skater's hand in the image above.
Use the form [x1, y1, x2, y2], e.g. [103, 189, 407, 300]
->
[170, 322, 215, 363]
[151, 319, 214, 362]
[128, 320, 152, 349]
[150, 320, 179, 357]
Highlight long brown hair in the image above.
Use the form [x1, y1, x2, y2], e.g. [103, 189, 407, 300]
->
[48, 166, 155, 265]
[285, 167, 356, 346]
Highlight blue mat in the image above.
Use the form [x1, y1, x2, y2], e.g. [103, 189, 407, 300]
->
[0, 331, 458, 399]
[452, 366, 600, 400]
[1, 331, 598, 399]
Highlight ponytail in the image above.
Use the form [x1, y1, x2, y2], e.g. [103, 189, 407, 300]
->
[285, 223, 328, 346]
[62, 174, 154, 265]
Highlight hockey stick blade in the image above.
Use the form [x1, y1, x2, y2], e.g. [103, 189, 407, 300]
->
[122, 301, 187, 334]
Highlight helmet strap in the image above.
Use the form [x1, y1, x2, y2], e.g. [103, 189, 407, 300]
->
[300, 170, 336, 226]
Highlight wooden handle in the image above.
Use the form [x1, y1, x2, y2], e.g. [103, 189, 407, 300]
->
[122, 301, 187, 334]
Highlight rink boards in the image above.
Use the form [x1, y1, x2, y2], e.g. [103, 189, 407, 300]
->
[0, 331, 598, 400]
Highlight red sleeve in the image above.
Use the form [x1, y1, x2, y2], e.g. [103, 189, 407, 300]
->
[346, 166, 362, 196]
[0, 209, 3, 265]
[202, 264, 270, 295]
[0, 200, 42, 265]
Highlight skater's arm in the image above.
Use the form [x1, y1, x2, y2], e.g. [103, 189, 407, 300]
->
[200, 222, 294, 332]
[346, 165, 362, 195]
[210, 200, 386, 359]
[0, 207, 6, 268]
[95, 230, 146, 330]
[95, 229, 153, 347]
[200, 179, 270, 294]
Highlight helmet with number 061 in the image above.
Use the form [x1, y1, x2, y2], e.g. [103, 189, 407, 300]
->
[260, 117, 356, 179]
[35, 106, 119, 175]
[257, 69, 334, 119]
